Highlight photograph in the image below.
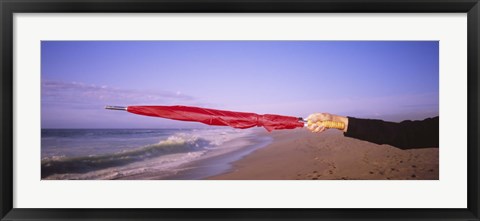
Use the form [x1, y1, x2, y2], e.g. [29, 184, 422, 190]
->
[2, 0, 478, 219]
[40, 40, 439, 180]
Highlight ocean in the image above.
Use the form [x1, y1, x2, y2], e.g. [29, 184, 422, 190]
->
[41, 128, 272, 180]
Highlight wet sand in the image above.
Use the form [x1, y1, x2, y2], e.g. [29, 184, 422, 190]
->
[208, 129, 439, 180]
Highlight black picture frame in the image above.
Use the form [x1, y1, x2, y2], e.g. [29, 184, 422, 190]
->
[1, 0, 479, 220]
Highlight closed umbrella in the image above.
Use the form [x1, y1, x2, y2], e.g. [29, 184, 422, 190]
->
[105, 105, 344, 132]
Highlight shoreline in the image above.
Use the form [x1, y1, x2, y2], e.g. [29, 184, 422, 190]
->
[160, 135, 271, 180]
[116, 130, 273, 180]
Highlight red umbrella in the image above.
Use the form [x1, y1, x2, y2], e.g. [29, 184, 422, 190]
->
[105, 105, 344, 132]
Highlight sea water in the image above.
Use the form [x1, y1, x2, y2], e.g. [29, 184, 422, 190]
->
[41, 128, 272, 180]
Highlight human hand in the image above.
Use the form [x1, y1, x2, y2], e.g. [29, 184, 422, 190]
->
[306, 113, 349, 133]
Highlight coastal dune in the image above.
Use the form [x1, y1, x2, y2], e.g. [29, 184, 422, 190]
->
[209, 129, 439, 180]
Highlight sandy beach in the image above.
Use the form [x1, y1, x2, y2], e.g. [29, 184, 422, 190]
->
[208, 129, 439, 180]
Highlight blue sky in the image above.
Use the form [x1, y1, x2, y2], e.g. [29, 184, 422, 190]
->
[41, 41, 439, 128]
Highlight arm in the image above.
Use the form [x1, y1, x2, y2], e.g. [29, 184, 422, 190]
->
[345, 116, 439, 149]
[307, 114, 439, 149]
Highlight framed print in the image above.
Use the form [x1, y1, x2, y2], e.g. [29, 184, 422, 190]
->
[1, 0, 479, 220]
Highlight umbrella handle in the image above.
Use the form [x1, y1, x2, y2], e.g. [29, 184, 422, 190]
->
[315, 120, 345, 130]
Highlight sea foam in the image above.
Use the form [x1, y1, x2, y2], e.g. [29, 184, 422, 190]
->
[41, 128, 259, 179]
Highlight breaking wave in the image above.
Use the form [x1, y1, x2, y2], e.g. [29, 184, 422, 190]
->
[42, 134, 217, 178]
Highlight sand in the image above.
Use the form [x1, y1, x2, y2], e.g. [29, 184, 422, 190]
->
[208, 129, 439, 180]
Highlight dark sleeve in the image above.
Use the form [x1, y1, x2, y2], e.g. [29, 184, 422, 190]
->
[344, 116, 439, 149]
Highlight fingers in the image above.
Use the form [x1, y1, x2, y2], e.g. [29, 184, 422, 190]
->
[313, 125, 326, 133]
[316, 127, 327, 133]
[307, 121, 326, 133]
[306, 121, 316, 131]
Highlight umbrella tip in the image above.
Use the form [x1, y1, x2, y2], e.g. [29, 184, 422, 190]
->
[105, 105, 127, 111]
